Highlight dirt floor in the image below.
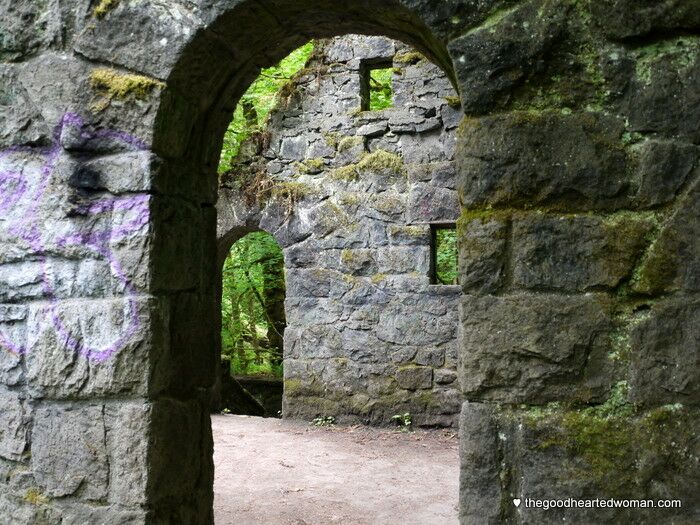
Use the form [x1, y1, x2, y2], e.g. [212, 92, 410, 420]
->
[212, 415, 460, 525]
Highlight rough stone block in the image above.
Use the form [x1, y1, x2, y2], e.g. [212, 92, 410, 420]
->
[512, 213, 655, 292]
[623, 39, 700, 143]
[448, 2, 567, 113]
[456, 111, 630, 210]
[0, 65, 49, 147]
[407, 184, 459, 223]
[395, 365, 433, 390]
[26, 296, 166, 399]
[460, 294, 613, 403]
[632, 179, 700, 294]
[458, 402, 503, 525]
[32, 403, 109, 500]
[0, 0, 62, 62]
[104, 402, 150, 506]
[629, 298, 700, 407]
[632, 140, 698, 208]
[591, 0, 700, 39]
[0, 389, 31, 461]
[458, 213, 508, 294]
[0, 305, 27, 386]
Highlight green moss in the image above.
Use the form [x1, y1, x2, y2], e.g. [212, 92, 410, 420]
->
[322, 132, 341, 150]
[371, 273, 387, 284]
[394, 50, 426, 65]
[296, 157, 325, 174]
[337, 135, 364, 153]
[89, 68, 164, 107]
[444, 95, 462, 109]
[521, 393, 695, 495]
[24, 488, 49, 506]
[93, 0, 118, 18]
[466, 4, 519, 35]
[330, 150, 406, 181]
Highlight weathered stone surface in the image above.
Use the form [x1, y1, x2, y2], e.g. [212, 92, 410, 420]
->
[512, 213, 655, 292]
[629, 298, 700, 407]
[0, 65, 48, 147]
[632, 178, 700, 294]
[632, 140, 698, 208]
[0, 388, 31, 461]
[395, 365, 433, 390]
[458, 213, 508, 294]
[623, 38, 700, 143]
[448, 2, 568, 114]
[457, 111, 630, 210]
[32, 404, 109, 500]
[0, 0, 62, 61]
[591, 0, 700, 40]
[458, 402, 502, 525]
[25, 297, 166, 399]
[460, 294, 613, 403]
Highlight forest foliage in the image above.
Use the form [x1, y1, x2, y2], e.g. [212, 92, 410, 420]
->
[222, 232, 286, 378]
[219, 42, 315, 173]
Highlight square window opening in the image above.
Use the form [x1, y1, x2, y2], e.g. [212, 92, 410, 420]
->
[361, 61, 394, 111]
[431, 225, 458, 285]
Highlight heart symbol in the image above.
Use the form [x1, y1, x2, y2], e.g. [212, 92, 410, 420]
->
[513, 498, 521, 507]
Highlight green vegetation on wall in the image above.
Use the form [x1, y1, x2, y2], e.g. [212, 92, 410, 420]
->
[222, 232, 286, 378]
[219, 42, 315, 173]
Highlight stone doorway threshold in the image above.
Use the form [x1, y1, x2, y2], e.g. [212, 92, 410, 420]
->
[213, 415, 459, 524]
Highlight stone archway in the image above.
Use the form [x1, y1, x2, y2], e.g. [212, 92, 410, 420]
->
[1, 0, 698, 523]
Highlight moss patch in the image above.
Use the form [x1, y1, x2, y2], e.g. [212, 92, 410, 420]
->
[337, 135, 364, 153]
[89, 68, 164, 111]
[523, 398, 695, 496]
[394, 50, 426, 65]
[24, 488, 49, 506]
[330, 150, 406, 182]
[93, 0, 119, 18]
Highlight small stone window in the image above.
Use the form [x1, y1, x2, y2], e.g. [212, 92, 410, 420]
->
[431, 224, 458, 285]
[360, 60, 394, 111]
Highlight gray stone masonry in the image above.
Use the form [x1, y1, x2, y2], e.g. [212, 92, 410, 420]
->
[1, 0, 698, 522]
[217, 35, 462, 427]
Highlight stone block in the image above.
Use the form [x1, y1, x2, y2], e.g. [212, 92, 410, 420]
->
[629, 298, 700, 407]
[395, 365, 433, 390]
[457, 111, 630, 210]
[460, 294, 613, 403]
[512, 213, 655, 292]
[0, 0, 62, 62]
[0, 388, 31, 461]
[458, 213, 508, 294]
[591, 0, 700, 39]
[25, 296, 166, 399]
[623, 39, 700, 143]
[0, 65, 49, 147]
[448, 2, 567, 113]
[104, 402, 150, 506]
[0, 305, 27, 386]
[407, 184, 459, 223]
[32, 403, 109, 500]
[458, 402, 503, 525]
[415, 347, 445, 367]
[632, 178, 700, 294]
[632, 140, 698, 208]
[377, 303, 456, 346]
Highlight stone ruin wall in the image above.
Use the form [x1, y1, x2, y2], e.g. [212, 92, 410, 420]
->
[0, 0, 699, 522]
[217, 35, 464, 427]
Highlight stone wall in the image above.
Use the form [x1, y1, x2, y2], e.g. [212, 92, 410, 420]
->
[1, 0, 698, 522]
[217, 35, 463, 427]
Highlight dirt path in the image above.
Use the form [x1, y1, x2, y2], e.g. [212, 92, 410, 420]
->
[212, 415, 460, 525]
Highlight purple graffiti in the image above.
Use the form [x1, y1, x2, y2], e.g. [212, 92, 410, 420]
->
[0, 113, 150, 362]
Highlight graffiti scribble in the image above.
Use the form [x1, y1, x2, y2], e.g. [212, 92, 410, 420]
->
[0, 113, 150, 362]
